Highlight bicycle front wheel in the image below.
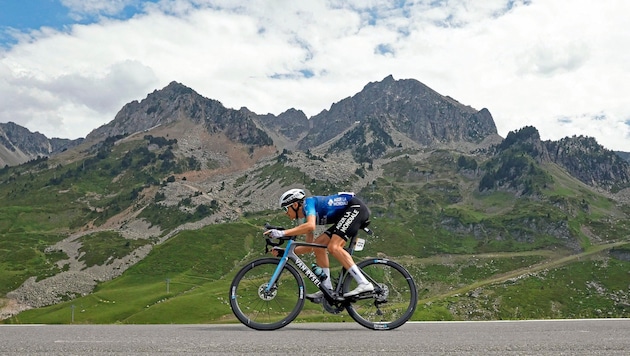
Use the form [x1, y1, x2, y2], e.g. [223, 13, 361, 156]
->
[229, 258, 305, 330]
[343, 258, 417, 330]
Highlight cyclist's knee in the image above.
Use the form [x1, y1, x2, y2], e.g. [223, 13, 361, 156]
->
[327, 240, 345, 255]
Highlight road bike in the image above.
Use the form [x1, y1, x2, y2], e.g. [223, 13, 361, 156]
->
[229, 223, 417, 330]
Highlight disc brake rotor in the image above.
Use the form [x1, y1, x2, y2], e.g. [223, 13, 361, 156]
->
[258, 283, 277, 301]
[375, 283, 389, 302]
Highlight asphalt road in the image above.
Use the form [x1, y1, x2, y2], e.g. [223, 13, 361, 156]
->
[1, 319, 629, 355]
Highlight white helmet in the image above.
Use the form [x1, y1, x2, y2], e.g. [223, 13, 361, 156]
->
[279, 188, 305, 208]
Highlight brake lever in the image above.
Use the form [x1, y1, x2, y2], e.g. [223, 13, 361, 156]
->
[264, 223, 285, 231]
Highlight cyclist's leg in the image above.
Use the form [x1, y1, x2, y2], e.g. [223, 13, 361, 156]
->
[328, 199, 373, 296]
[313, 232, 333, 289]
[311, 231, 331, 264]
[305, 232, 333, 301]
[329, 234, 373, 296]
[293, 230, 316, 255]
[327, 234, 353, 269]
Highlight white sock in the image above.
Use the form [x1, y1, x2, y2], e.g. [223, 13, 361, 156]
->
[322, 268, 333, 289]
[349, 264, 369, 285]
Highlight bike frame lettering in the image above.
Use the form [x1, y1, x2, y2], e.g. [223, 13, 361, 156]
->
[294, 257, 321, 288]
[265, 239, 325, 292]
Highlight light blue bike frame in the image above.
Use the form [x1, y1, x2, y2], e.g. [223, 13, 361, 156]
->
[265, 239, 329, 293]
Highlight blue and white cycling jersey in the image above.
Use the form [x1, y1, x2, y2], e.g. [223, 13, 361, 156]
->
[303, 192, 355, 225]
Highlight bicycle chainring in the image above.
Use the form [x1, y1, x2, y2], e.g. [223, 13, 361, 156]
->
[322, 299, 344, 314]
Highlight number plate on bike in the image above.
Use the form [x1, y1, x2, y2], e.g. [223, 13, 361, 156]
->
[354, 238, 365, 251]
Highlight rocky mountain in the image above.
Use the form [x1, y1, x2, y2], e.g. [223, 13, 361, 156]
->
[86, 81, 273, 148]
[546, 135, 630, 191]
[0, 122, 81, 167]
[616, 151, 630, 163]
[2, 75, 628, 171]
[485, 126, 630, 193]
[298, 75, 498, 150]
[256, 108, 309, 142]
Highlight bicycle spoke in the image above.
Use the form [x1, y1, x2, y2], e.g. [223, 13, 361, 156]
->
[229, 258, 305, 330]
[344, 259, 417, 330]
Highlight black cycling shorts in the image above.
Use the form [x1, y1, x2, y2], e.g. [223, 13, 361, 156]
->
[325, 197, 370, 241]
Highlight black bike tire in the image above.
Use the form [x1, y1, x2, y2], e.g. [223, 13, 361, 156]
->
[343, 259, 417, 330]
[229, 258, 305, 330]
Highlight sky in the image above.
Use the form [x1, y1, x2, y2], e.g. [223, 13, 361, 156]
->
[1, 0, 629, 152]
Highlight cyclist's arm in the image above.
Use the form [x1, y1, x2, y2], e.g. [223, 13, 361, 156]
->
[305, 230, 314, 243]
[283, 214, 316, 237]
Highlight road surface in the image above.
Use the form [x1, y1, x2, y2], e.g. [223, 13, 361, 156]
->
[1, 319, 629, 355]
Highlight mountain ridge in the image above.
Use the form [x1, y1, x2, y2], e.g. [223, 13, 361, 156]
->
[297, 75, 498, 149]
[0, 122, 81, 167]
[2, 75, 630, 321]
[3, 75, 628, 167]
[85, 81, 273, 149]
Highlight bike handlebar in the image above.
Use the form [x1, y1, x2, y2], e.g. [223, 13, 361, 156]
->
[263, 223, 296, 240]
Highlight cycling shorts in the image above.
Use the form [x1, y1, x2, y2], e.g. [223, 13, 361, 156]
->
[324, 197, 370, 241]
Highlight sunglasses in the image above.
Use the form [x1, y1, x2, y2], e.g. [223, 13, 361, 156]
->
[282, 205, 289, 212]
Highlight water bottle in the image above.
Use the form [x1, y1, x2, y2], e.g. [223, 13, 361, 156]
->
[311, 263, 327, 281]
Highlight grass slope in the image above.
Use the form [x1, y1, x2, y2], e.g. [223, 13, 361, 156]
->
[6, 221, 630, 324]
[2, 140, 630, 324]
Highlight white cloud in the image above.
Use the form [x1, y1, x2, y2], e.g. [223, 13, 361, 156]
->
[0, 0, 629, 151]
[0, 58, 157, 138]
[61, 0, 139, 19]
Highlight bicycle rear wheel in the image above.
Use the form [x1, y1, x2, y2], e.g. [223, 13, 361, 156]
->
[229, 258, 305, 330]
[343, 258, 417, 330]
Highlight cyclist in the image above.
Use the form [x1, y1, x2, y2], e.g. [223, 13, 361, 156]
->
[264, 188, 374, 301]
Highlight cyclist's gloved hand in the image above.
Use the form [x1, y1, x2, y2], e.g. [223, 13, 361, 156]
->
[266, 229, 285, 239]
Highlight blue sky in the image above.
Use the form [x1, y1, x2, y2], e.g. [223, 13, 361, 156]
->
[1, 1, 65, 38]
[1, 1, 129, 44]
[1, 0, 629, 151]
[1, 1, 70, 32]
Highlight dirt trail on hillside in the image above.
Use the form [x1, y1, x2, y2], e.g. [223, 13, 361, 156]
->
[416, 241, 630, 304]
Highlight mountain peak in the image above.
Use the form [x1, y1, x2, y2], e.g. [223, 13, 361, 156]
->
[85, 81, 272, 147]
[298, 75, 498, 149]
[162, 81, 196, 95]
